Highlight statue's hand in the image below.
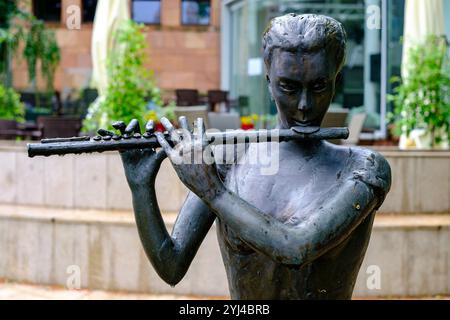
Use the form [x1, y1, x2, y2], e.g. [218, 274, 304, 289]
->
[120, 148, 167, 189]
[101, 120, 167, 189]
[156, 117, 225, 201]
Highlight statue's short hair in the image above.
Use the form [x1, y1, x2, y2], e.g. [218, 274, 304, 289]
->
[263, 13, 347, 73]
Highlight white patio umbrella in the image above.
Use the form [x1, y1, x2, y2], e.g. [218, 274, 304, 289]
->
[401, 0, 445, 79]
[86, 0, 130, 130]
[91, 0, 130, 95]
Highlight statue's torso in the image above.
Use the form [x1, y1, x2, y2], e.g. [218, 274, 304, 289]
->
[217, 142, 377, 299]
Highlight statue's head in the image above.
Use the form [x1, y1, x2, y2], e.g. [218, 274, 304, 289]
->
[263, 14, 347, 129]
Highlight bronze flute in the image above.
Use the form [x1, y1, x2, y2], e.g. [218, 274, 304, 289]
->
[27, 126, 349, 158]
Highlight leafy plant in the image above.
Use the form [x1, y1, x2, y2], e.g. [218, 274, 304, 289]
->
[0, 0, 60, 99]
[0, 0, 25, 87]
[0, 84, 25, 121]
[83, 20, 164, 132]
[388, 36, 450, 147]
[24, 20, 61, 92]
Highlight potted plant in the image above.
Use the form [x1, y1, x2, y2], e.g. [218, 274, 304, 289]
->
[0, 84, 25, 138]
[389, 36, 450, 149]
[0, 84, 25, 121]
[23, 19, 61, 109]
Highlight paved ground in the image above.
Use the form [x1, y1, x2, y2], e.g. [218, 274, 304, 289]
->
[0, 281, 222, 300]
[0, 281, 448, 300]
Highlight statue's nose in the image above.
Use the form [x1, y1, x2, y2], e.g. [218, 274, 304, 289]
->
[298, 90, 312, 113]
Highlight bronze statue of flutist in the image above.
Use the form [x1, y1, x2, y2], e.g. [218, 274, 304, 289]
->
[28, 14, 391, 300]
[120, 13, 391, 299]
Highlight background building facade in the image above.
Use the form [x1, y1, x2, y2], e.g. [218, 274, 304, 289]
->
[12, 0, 221, 99]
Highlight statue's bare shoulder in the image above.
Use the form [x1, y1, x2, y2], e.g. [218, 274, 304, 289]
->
[347, 147, 391, 193]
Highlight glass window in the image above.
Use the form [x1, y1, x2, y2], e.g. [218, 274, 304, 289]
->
[226, 0, 383, 132]
[181, 0, 211, 25]
[132, 0, 161, 25]
[386, 0, 405, 114]
[82, 0, 98, 23]
[33, 0, 62, 22]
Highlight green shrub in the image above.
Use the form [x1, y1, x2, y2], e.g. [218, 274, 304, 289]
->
[388, 36, 450, 146]
[0, 84, 25, 121]
[83, 20, 163, 132]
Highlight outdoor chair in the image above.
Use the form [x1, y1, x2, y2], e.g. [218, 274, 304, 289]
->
[37, 116, 82, 139]
[342, 113, 367, 146]
[321, 108, 350, 145]
[207, 90, 230, 112]
[0, 120, 20, 140]
[208, 112, 241, 131]
[321, 108, 349, 128]
[175, 89, 200, 106]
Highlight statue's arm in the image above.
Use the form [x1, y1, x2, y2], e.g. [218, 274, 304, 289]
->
[119, 144, 216, 286]
[202, 151, 391, 267]
[131, 186, 215, 286]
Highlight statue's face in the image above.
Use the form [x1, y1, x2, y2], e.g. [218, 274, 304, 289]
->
[268, 49, 337, 129]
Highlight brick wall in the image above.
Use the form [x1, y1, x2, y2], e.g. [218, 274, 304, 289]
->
[12, 0, 221, 99]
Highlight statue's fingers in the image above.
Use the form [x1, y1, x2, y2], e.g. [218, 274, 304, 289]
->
[155, 132, 173, 155]
[145, 120, 155, 135]
[112, 121, 126, 135]
[179, 116, 190, 132]
[125, 119, 141, 135]
[161, 117, 181, 143]
[97, 128, 115, 137]
[195, 118, 206, 143]
[178, 116, 192, 144]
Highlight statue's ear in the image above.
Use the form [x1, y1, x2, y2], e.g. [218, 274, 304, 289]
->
[267, 76, 274, 100]
[332, 72, 343, 100]
[335, 72, 343, 85]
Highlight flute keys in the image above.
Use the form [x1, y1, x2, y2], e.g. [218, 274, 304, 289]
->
[125, 119, 141, 135]
[97, 128, 115, 137]
[145, 120, 155, 133]
[112, 135, 122, 141]
[112, 121, 126, 135]
[93, 136, 102, 141]
[143, 120, 155, 139]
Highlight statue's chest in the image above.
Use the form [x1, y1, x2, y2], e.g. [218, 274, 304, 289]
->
[224, 158, 339, 224]
[224, 171, 300, 227]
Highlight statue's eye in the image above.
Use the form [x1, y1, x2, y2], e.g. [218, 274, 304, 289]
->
[279, 81, 297, 94]
[312, 80, 328, 92]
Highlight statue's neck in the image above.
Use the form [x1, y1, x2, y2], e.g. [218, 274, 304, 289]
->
[280, 135, 325, 155]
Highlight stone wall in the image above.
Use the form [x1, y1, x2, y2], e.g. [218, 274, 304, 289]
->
[1, 143, 448, 214]
[0, 142, 449, 297]
[12, 0, 221, 96]
[0, 205, 448, 297]
[0, 142, 188, 213]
